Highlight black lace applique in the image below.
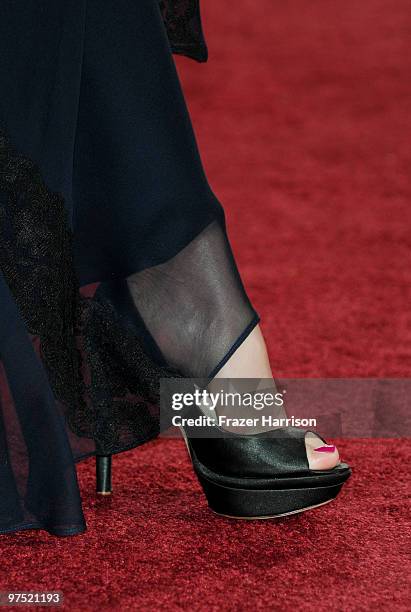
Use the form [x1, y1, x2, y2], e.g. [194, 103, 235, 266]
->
[160, 0, 208, 62]
[0, 129, 179, 455]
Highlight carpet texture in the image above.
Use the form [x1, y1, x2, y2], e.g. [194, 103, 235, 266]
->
[1, 0, 410, 610]
[1, 440, 410, 610]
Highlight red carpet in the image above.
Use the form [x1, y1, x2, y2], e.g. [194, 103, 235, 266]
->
[1, 440, 410, 610]
[1, 1, 410, 609]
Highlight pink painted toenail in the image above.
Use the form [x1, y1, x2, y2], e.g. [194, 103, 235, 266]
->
[314, 445, 336, 453]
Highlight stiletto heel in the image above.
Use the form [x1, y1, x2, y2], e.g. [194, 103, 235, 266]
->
[96, 455, 112, 495]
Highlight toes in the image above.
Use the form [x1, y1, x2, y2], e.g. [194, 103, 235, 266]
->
[305, 432, 340, 470]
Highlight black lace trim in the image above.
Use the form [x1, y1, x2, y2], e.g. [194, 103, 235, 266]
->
[160, 0, 208, 62]
[0, 129, 179, 454]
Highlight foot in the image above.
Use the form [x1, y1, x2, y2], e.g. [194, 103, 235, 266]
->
[215, 326, 341, 473]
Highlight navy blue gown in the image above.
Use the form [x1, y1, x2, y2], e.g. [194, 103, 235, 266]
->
[0, 0, 259, 535]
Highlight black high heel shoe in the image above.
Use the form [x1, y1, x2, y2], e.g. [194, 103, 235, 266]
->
[95, 420, 351, 517]
[178, 403, 351, 518]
